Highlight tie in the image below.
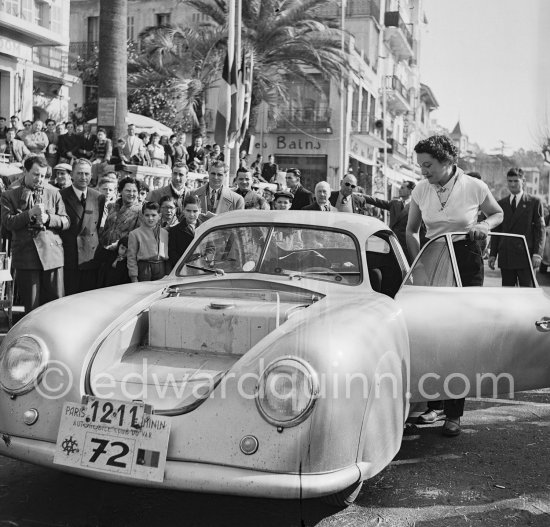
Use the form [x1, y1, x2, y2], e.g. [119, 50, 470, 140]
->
[80, 193, 86, 209]
[209, 190, 217, 212]
[511, 196, 517, 212]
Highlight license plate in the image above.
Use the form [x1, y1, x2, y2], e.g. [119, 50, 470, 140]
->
[82, 395, 146, 430]
[54, 400, 171, 482]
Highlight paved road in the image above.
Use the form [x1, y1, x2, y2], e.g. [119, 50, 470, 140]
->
[1, 270, 550, 526]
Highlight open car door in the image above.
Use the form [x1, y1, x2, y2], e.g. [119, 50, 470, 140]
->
[395, 232, 550, 403]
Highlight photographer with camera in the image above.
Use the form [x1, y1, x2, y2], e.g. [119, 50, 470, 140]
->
[0, 155, 70, 313]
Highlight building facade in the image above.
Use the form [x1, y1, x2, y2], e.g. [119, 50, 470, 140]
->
[0, 0, 77, 123]
[68, 0, 439, 194]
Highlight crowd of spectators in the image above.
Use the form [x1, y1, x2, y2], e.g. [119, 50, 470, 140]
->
[0, 116, 392, 317]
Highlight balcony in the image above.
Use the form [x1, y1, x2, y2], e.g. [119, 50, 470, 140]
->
[317, 0, 380, 22]
[383, 10, 414, 60]
[271, 107, 333, 133]
[33, 46, 68, 74]
[384, 75, 410, 113]
[380, 138, 409, 163]
[0, 0, 69, 46]
[69, 41, 98, 60]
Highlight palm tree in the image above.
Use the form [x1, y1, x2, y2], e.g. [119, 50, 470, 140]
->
[130, 25, 226, 138]
[185, 0, 358, 134]
[98, 0, 128, 140]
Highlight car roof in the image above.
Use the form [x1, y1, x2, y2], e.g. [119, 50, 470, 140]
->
[202, 210, 390, 240]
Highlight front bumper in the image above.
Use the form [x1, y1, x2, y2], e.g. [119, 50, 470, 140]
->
[0, 434, 363, 499]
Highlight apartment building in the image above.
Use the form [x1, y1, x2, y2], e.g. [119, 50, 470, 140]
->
[0, 0, 77, 122]
[68, 0, 439, 193]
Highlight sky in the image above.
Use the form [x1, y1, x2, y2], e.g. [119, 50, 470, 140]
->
[420, 0, 548, 154]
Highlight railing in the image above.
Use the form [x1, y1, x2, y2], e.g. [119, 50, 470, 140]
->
[69, 41, 99, 61]
[318, 0, 381, 21]
[33, 46, 69, 73]
[384, 11, 414, 49]
[386, 75, 409, 102]
[272, 107, 332, 131]
[388, 138, 408, 158]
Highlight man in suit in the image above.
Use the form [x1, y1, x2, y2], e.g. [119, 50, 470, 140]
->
[187, 136, 206, 170]
[329, 174, 368, 214]
[57, 122, 80, 163]
[0, 155, 70, 313]
[0, 128, 30, 163]
[234, 168, 270, 210]
[122, 124, 149, 165]
[489, 167, 545, 286]
[261, 154, 279, 183]
[286, 168, 313, 210]
[193, 160, 244, 221]
[147, 162, 189, 217]
[59, 158, 105, 295]
[303, 181, 336, 211]
[362, 181, 416, 262]
[76, 123, 97, 160]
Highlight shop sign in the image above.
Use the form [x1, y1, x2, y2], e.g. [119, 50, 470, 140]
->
[0, 36, 32, 60]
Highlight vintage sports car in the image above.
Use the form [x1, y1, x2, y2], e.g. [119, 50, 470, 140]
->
[1, 210, 549, 507]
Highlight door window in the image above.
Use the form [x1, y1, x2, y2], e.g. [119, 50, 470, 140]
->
[402, 232, 535, 288]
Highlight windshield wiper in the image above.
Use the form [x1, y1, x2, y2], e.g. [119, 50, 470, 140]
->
[185, 263, 225, 276]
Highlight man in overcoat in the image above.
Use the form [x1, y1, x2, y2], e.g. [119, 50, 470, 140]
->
[0, 155, 70, 313]
[60, 158, 105, 294]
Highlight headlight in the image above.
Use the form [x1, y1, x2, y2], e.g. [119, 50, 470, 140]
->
[255, 357, 319, 427]
[0, 335, 49, 395]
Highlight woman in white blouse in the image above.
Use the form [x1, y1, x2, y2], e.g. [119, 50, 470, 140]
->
[406, 135, 503, 437]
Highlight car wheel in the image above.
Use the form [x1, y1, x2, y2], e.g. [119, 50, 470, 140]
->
[540, 263, 548, 274]
[323, 481, 363, 508]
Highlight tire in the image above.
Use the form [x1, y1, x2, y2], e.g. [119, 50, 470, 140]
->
[323, 481, 363, 508]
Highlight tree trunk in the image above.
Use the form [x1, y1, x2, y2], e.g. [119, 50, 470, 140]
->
[98, 0, 127, 141]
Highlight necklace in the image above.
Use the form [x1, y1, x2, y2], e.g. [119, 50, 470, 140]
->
[434, 174, 458, 211]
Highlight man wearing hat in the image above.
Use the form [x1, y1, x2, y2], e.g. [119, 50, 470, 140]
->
[53, 163, 72, 189]
[285, 168, 313, 210]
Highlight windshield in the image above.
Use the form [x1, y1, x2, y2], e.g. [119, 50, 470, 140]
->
[177, 224, 362, 285]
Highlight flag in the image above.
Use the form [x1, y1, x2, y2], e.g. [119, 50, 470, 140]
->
[237, 49, 254, 144]
[214, 50, 233, 147]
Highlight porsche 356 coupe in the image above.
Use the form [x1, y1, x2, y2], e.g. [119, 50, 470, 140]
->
[1, 210, 549, 506]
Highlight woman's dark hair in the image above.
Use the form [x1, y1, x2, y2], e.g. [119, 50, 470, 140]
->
[118, 176, 141, 194]
[414, 135, 458, 164]
[142, 201, 160, 213]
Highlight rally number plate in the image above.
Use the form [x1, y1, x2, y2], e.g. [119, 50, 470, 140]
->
[54, 400, 170, 482]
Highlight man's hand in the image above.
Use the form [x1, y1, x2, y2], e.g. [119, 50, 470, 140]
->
[468, 222, 489, 241]
[204, 211, 216, 219]
[29, 204, 42, 218]
[488, 256, 496, 270]
[532, 254, 542, 269]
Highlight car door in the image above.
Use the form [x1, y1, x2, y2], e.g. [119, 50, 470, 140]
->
[395, 232, 550, 403]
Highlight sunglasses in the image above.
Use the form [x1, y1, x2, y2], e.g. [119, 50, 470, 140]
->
[344, 182, 357, 189]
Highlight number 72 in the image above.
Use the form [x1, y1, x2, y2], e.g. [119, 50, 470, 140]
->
[89, 438, 130, 467]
